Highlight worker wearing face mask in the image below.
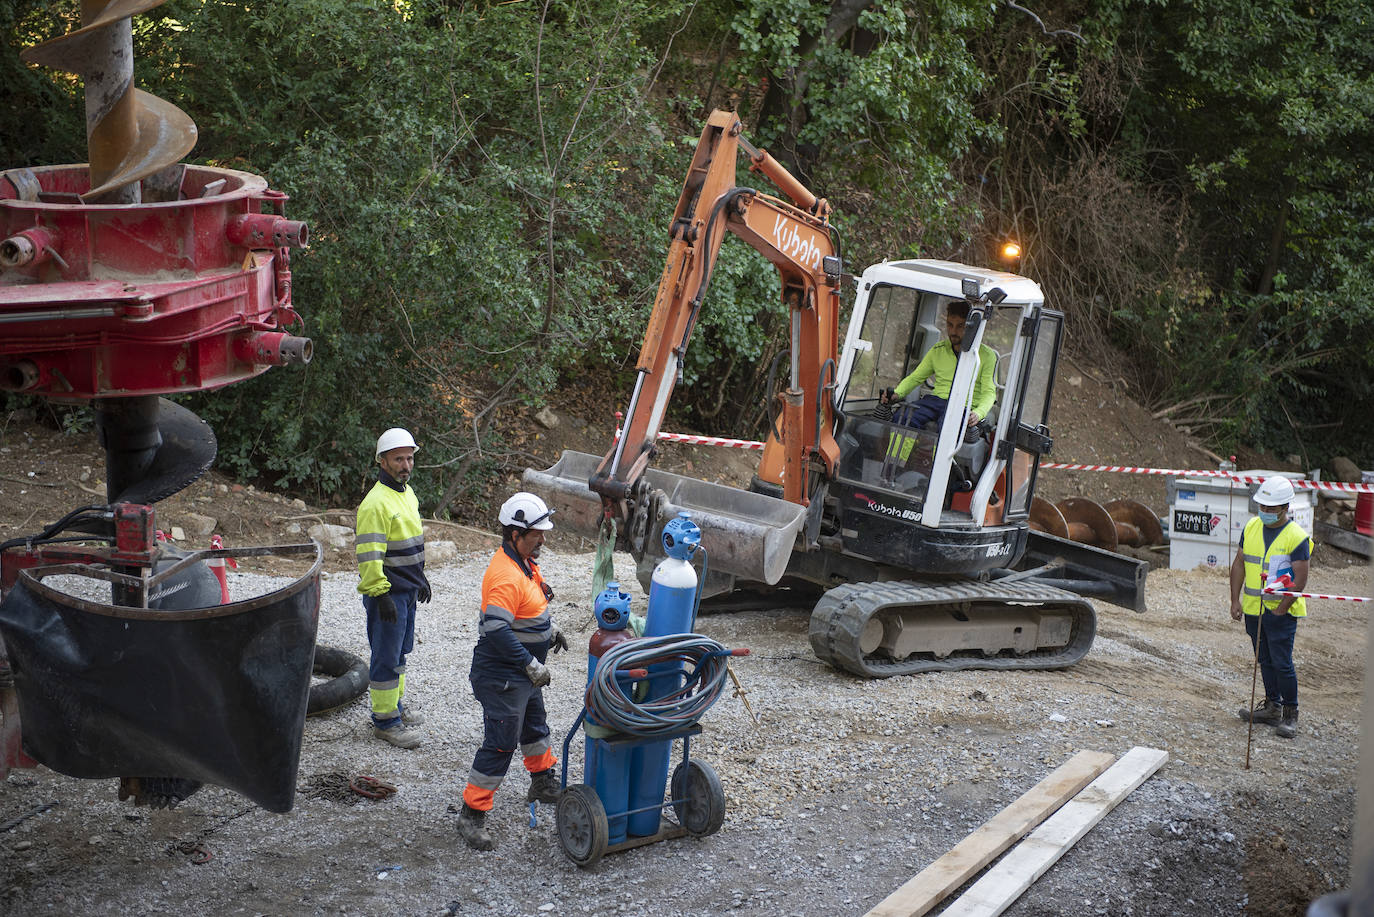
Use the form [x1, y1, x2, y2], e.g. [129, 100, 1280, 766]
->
[1230, 475, 1312, 739]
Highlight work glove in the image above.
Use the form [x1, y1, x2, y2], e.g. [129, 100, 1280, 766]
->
[524, 658, 552, 688]
[417, 574, 432, 604]
[549, 624, 569, 654]
[377, 592, 398, 624]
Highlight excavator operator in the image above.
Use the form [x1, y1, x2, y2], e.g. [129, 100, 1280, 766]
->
[883, 300, 998, 430]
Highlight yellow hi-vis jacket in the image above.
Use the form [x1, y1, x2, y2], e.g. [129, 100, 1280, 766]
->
[355, 476, 425, 597]
[1240, 516, 1310, 617]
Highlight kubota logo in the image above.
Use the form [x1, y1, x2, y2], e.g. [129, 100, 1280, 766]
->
[853, 491, 920, 522]
[772, 214, 825, 269]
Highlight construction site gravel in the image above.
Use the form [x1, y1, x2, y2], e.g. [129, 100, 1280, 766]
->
[0, 542, 1369, 917]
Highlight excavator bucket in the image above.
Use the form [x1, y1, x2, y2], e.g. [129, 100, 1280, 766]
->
[524, 450, 807, 585]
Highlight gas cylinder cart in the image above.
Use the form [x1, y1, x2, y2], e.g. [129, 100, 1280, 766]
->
[552, 517, 745, 867]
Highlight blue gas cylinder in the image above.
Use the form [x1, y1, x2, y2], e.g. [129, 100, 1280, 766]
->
[585, 582, 636, 844]
[627, 513, 702, 836]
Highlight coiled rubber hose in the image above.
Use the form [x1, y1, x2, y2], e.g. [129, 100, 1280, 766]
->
[585, 634, 737, 737]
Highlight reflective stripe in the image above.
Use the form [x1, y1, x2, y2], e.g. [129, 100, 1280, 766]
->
[357, 550, 385, 563]
[522, 739, 551, 758]
[466, 769, 504, 790]
[516, 630, 551, 645]
[356, 533, 387, 545]
[384, 553, 425, 567]
[1243, 586, 1263, 597]
[480, 619, 513, 634]
[389, 535, 425, 550]
[483, 605, 516, 624]
[1242, 553, 1261, 563]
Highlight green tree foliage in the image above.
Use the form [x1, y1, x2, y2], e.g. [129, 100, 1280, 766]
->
[142, 0, 693, 508]
[5, 0, 1371, 500]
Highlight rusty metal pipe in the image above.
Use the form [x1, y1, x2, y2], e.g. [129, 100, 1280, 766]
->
[227, 214, 309, 250]
[0, 227, 61, 269]
[0, 361, 40, 393]
[234, 332, 313, 367]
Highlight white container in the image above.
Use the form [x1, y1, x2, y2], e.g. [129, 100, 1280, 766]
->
[1167, 470, 1314, 571]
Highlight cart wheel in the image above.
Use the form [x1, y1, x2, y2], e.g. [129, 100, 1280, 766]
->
[556, 784, 609, 867]
[670, 759, 726, 837]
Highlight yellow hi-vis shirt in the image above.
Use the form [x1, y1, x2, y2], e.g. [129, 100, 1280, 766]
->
[1240, 517, 1310, 617]
[354, 477, 425, 596]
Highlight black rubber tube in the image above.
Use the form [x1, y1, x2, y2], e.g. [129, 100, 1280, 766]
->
[307, 645, 368, 717]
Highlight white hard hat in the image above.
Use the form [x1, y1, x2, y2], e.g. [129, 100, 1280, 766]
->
[499, 492, 555, 531]
[375, 427, 418, 461]
[1254, 475, 1296, 507]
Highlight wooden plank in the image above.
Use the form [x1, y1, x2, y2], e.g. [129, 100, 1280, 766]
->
[939, 746, 1170, 917]
[1315, 520, 1373, 559]
[863, 750, 1116, 917]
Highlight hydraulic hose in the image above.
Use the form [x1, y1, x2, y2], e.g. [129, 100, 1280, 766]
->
[584, 633, 744, 738]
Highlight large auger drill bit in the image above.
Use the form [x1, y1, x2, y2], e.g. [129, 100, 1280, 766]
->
[0, 1, 336, 814]
[24, 1, 205, 511]
[22, 0, 197, 205]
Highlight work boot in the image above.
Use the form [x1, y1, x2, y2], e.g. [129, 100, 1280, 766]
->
[458, 804, 495, 851]
[1237, 699, 1282, 726]
[399, 704, 425, 726]
[1276, 705, 1299, 739]
[526, 767, 562, 805]
[371, 722, 422, 749]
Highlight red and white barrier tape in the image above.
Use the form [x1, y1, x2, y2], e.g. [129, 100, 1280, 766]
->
[1261, 588, 1371, 603]
[614, 428, 766, 451]
[1038, 462, 1374, 494]
[617, 429, 1374, 492]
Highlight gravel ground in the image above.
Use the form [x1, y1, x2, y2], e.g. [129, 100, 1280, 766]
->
[0, 546, 1369, 917]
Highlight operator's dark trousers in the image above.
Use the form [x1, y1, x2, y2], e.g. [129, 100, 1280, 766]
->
[461, 664, 555, 812]
[363, 589, 417, 728]
[1246, 611, 1298, 707]
[895, 394, 949, 429]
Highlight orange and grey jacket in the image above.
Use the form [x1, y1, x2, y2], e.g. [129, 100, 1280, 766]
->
[474, 544, 552, 675]
[354, 471, 426, 596]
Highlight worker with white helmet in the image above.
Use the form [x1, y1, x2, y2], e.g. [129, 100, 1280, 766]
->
[1230, 474, 1312, 739]
[354, 427, 431, 749]
[457, 491, 569, 850]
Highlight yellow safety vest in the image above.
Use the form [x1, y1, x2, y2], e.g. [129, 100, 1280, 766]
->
[354, 479, 425, 597]
[1240, 517, 1309, 617]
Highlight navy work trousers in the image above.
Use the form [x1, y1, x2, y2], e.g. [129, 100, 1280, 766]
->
[1246, 611, 1298, 707]
[468, 665, 550, 788]
[364, 589, 417, 727]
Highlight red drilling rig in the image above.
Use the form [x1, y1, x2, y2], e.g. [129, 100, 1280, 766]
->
[0, 1, 351, 812]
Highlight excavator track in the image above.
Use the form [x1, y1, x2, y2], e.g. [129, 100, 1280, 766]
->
[809, 579, 1097, 678]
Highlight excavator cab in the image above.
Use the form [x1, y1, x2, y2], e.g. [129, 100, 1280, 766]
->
[828, 260, 1061, 574]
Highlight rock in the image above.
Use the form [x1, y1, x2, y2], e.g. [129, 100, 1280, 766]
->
[535, 406, 559, 429]
[286, 523, 302, 534]
[292, 498, 307, 509]
[308, 524, 353, 550]
[170, 526, 187, 541]
[427, 540, 458, 564]
[1330, 456, 1363, 483]
[182, 512, 217, 537]
[1048, 713, 1068, 723]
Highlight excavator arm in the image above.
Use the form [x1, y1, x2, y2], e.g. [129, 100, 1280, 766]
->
[591, 110, 843, 525]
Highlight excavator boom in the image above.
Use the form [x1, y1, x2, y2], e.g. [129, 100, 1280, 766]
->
[592, 110, 842, 519]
